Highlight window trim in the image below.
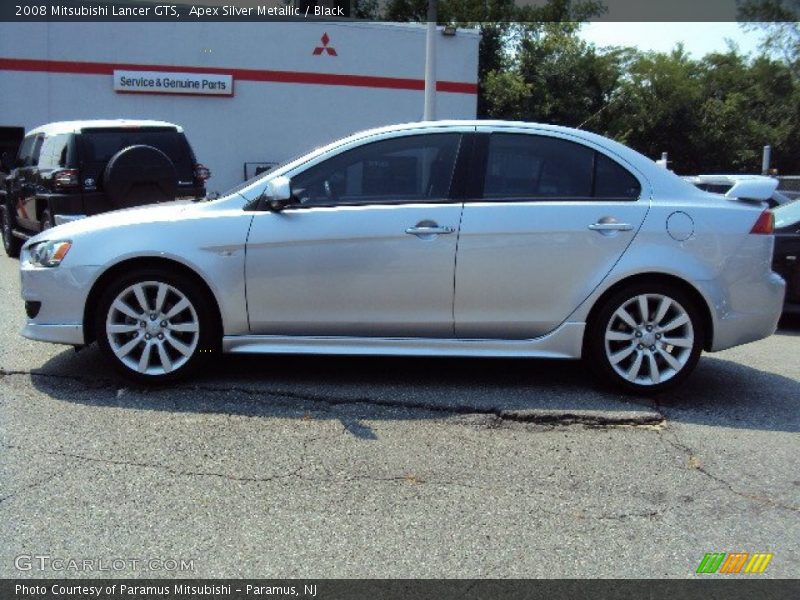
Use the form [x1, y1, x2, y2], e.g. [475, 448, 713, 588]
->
[471, 132, 643, 203]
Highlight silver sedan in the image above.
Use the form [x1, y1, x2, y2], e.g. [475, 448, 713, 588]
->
[18, 121, 785, 393]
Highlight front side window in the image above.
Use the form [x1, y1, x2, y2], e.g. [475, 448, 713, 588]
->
[482, 133, 641, 201]
[291, 133, 461, 206]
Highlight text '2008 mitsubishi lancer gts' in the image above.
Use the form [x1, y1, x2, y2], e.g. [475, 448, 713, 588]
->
[19, 121, 785, 393]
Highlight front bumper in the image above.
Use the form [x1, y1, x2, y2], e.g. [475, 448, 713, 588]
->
[19, 259, 100, 346]
[21, 322, 84, 345]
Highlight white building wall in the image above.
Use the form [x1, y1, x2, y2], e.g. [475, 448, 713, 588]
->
[0, 21, 479, 193]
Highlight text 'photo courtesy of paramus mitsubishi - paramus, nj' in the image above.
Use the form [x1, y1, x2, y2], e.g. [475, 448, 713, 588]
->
[17, 121, 786, 393]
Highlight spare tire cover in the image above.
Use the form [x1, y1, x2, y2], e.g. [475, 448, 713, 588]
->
[103, 145, 178, 208]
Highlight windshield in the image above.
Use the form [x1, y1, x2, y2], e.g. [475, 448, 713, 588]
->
[220, 130, 371, 201]
[220, 148, 322, 200]
[774, 199, 800, 230]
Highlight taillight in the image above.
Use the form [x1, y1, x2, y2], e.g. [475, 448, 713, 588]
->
[750, 209, 774, 235]
[194, 164, 211, 182]
[52, 169, 79, 191]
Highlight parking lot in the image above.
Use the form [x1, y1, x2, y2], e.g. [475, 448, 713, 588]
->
[0, 252, 798, 578]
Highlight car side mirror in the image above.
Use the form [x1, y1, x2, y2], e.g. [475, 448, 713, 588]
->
[262, 175, 295, 212]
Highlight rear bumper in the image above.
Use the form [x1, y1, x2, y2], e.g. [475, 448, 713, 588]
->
[706, 271, 786, 351]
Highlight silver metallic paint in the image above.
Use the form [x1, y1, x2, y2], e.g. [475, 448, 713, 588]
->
[19, 121, 785, 361]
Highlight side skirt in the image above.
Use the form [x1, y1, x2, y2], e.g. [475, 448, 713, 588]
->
[222, 322, 585, 359]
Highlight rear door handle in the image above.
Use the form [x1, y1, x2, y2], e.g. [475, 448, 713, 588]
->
[588, 222, 633, 232]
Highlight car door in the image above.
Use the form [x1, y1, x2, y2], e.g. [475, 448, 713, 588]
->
[454, 128, 650, 339]
[9, 133, 43, 231]
[245, 130, 467, 337]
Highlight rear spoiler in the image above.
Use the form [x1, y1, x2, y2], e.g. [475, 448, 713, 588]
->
[724, 178, 778, 202]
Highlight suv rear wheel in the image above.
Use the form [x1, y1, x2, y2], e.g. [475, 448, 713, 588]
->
[95, 269, 217, 383]
[1, 202, 22, 257]
[585, 282, 704, 393]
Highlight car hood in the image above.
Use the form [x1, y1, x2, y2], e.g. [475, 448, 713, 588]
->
[25, 201, 199, 245]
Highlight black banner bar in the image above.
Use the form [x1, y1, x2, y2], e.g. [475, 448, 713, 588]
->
[3, 579, 800, 600]
[1, 0, 798, 22]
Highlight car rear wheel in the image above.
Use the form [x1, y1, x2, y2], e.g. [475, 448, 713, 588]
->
[586, 283, 704, 393]
[95, 269, 217, 383]
[1, 203, 22, 258]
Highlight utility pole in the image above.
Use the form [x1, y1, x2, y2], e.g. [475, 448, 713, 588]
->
[423, 0, 437, 121]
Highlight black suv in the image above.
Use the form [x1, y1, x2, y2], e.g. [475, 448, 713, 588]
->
[1, 119, 209, 257]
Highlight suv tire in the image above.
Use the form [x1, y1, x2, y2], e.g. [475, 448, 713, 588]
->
[1, 202, 22, 258]
[103, 145, 178, 209]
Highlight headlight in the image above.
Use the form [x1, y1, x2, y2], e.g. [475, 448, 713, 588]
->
[28, 240, 72, 267]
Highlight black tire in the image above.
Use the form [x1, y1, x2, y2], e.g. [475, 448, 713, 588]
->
[95, 268, 218, 384]
[103, 145, 178, 209]
[585, 282, 704, 394]
[1, 202, 22, 258]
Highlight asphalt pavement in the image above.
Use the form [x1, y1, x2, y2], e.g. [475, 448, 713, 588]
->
[0, 253, 798, 578]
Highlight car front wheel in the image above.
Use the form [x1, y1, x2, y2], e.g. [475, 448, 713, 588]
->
[95, 269, 216, 382]
[586, 283, 704, 393]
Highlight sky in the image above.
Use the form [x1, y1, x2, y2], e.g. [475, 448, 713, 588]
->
[580, 22, 766, 58]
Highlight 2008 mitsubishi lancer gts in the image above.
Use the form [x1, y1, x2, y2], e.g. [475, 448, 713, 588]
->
[18, 121, 785, 393]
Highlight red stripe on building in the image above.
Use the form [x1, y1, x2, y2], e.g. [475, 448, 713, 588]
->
[0, 57, 477, 94]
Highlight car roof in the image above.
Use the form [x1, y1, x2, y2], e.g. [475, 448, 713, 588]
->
[26, 119, 183, 136]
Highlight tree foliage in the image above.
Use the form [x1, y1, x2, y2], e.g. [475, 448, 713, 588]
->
[373, 0, 800, 173]
[739, 0, 800, 70]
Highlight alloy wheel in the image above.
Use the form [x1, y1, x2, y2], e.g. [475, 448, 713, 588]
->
[603, 293, 694, 387]
[105, 280, 200, 376]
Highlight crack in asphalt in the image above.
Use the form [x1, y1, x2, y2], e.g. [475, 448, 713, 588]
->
[0, 467, 68, 505]
[656, 429, 800, 514]
[0, 368, 665, 429]
[1, 442, 306, 486]
[1, 441, 671, 523]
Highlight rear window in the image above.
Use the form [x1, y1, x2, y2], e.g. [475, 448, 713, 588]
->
[78, 128, 195, 173]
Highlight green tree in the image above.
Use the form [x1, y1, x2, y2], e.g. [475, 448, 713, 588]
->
[510, 22, 622, 126]
[382, 0, 605, 117]
[739, 0, 800, 71]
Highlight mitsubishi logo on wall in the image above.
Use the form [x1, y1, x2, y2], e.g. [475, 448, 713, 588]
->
[313, 33, 337, 56]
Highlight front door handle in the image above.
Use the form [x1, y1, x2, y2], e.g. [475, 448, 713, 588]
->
[406, 224, 455, 236]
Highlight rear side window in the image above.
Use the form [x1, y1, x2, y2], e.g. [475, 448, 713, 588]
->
[78, 128, 195, 175]
[484, 134, 593, 199]
[482, 133, 641, 201]
[37, 134, 72, 170]
[594, 153, 641, 199]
